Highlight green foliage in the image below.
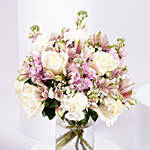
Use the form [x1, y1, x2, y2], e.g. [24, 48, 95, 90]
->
[88, 108, 98, 122]
[128, 98, 137, 105]
[61, 111, 69, 120]
[30, 25, 40, 33]
[80, 108, 98, 126]
[45, 98, 60, 108]
[42, 98, 60, 120]
[25, 78, 37, 86]
[43, 79, 55, 88]
[77, 10, 88, 17]
[76, 10, 88, 29]
[42, 107, 56, 120]
[81, 109, 90, 126]
[115, 38, 126, 51]
[29, 25, 40, 39]
[66, 119, 76, 126]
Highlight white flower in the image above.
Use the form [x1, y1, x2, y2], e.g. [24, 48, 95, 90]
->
[14, 80, 24, 95]
[64, 29, 89, 43]
[14, 81, 44, 118]
[91, 51, 118, 76]
[97, 97, 123, 126]
[61, 93, 88, 121]
[31, 34, 50, 55]
[41, 51, 68, 74]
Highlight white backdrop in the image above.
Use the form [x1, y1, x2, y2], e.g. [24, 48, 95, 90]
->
[0, 0, 19, 129]
[0, 0, 150, 150]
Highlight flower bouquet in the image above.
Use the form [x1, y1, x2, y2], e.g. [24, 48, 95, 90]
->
[14, 11, 136, 150]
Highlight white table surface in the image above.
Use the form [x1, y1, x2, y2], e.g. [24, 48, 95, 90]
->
[31, 137, 122, 150]
[0, 125, 36, 150]
[0, 124, 121, 150]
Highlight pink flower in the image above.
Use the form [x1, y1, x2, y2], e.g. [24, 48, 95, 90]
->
[109, 48, 127, 64]
[111, 65, 127, 79]
[84, 77, 93, 88]
[119, 78, 134, 98]
[82, 62, 97, 80]
[89, 33, 110, 51]
[24, 55, 44, 82]
[88, 68, 97, 80]
[82, 62, 89, 74]
[67, 60, 97, 91]
[76, 43, 82, 54]
[119, 48, 127, 63]
[97, 78, 118, 95]
[74, 78, 93, 91]
[67, 48, 79, 62]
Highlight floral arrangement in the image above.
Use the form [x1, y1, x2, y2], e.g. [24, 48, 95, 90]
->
[14, 11, 136, 150]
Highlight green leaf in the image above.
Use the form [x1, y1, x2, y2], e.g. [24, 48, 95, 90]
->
[43, 79, 54, 88]
[66, 119, 76, 126]
[25, 78, 37, 86]
[30, 25, 40, 33]
[44, 98, 60, 108]
[88, 108, 98, 122]
[117, 38, 125, 42]
[42, 107, 56, 120]
[42, 99, 60, 120]
[61, 111, 68, 120]
[108, 45, 115, 48]
[128, 98, 137, 105]
[81, 109, 90, 126]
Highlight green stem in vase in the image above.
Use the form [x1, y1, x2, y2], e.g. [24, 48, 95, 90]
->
[56, 131, 76, 150]
[75, 135, 80, 150]
[80, 139, 87, 150]
[56, 128, 93, 150]
[56, 130, 73, 144]
[79, 136, 93, 150]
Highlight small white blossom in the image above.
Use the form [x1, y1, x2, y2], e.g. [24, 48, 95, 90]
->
[48, 89, 54, 99]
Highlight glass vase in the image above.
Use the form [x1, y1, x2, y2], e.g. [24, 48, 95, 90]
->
[56, 118, 94, 150]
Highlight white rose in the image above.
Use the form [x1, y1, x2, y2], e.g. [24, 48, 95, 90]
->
[31, 34, 50, 55]
[61, 93, 88, 121]
[91, 51, 118, 76]
[64, 29, 89, 43]
[14, 81, 44, 118]
[41, 51, 68, 74]
[14, 80, 24, 95]
[97, 97, 123, 126]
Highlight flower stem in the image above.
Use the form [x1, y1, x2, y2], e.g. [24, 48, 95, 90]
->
[79, 136, 93, 150]
[80, 139, 87, 150]
[56, 128, 93, 150]
[75, 135, 80, 150]
[56, 131, 76, 150]
[56, 130, 72, 143]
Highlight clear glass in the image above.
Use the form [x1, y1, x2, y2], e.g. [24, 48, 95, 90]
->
[56, 117, 94, 150]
